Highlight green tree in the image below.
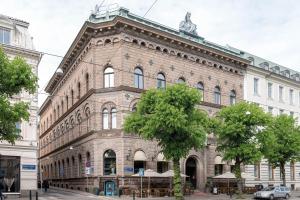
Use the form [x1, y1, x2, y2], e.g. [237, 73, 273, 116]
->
[0, 48, 38, 143]
[124, 84, 208, 200]
[213, 102, 270, 194]
[260, 114, 300, 186]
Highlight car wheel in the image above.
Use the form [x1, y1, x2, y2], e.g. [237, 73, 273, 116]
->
[269, 194, 274, 200]
[285, 194, 290, 199]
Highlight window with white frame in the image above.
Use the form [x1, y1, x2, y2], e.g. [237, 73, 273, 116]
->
[254, 78, 259, 95]
[268, 82, 273, 99]
[214, 86, 221, 105]
[229, 90, 236, 105]
[104, 67, 114, 88]
[102, 108, 109, 129]
[279, 86, 284, 102]
[196, 82, 204, 101]
[111, 108, 117, 129]
[268, 106, 273, 114]
[0, 27, 10, 44]
[134, 67, 144, 89]
[157, 73, 166, 89]
[289, 89, 294, 105]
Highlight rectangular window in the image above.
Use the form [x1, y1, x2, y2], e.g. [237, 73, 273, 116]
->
[279, 109, 284, 115]
[268, 106, 273, 114]
[279, 86, 284, 102]
[0, 27, 10, 44]
[254, 78, 259, 95]
[268, 83, 273, 98]
[290, 89, 294, 105]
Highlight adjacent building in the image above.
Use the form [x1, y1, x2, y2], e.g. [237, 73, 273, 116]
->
[234, 47, 300, 189]
[0, 15, 42, 195]
[38, 7, 248, 194]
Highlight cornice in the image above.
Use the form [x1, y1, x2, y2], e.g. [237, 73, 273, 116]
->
[44, 15, 249, 96]
[248, 65, 300, 88]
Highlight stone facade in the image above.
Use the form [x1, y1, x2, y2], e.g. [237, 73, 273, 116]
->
[38, 7, 248, 193]
[0, 15, 42, 195]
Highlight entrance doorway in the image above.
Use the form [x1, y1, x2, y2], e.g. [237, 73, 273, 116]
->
[185, 157, 197, 189]
[104, 181, 116, 196]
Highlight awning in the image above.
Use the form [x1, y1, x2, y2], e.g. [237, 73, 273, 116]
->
[214, 156, 226, 165]
[157, 152, 167, 162]
[134, 150, 147, 161]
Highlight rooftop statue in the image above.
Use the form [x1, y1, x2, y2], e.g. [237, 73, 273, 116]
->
[179, 12, 198, 36]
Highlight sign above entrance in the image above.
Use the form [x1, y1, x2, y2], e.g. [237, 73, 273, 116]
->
[22, 164, 36, 171]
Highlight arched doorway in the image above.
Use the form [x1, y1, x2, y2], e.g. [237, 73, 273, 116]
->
[185, 157, 197, 189]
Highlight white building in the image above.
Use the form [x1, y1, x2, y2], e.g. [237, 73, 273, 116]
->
[231, 46, 300, 190]
[0, 14, 42, 195]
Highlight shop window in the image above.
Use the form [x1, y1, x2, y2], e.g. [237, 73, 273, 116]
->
[104, 149, 116, 175]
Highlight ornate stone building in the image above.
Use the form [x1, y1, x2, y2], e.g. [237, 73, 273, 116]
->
[0, 14, 42, 195]
[38, 7, 248, 194]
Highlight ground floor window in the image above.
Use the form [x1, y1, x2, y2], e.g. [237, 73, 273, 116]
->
[0, 156, 21, 192]
[157, 162, 169, 173]
[214, 164, 223, 176]
[134, 161, 145, 174]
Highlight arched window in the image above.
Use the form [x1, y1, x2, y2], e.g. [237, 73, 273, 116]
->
[157, 73, 166, 89]
[134, 67, 144, 89]
[71, 90, 74, 105]
[66, 96, 69, 110]
[86, 152, 91, 171]
[196, 82, 204, 101]
[132, 103, 137, 112]
[104, 67, 114, 88]
[230, 90, 236, 105]
[102, 108, 109, 129]
[71, 156, 75, 178]
[104, 149, 116, 175]
[78, 154, 82, 177]
[61, 100, 64, 114]
[57, 105, 60, 117]
[111, 108, 117, 129]
[214, 86, 221, 105]
[85, 73, 89, 93]
[77, 82, 81, 99]
[177, 77, 185, 83]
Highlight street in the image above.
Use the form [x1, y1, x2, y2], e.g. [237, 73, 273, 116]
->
[9, 189, 300, 200]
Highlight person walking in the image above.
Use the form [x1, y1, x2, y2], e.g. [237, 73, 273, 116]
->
[42, 180, 49, 192]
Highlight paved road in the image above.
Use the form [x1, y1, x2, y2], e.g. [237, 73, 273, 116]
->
[8, 188, 300, 200]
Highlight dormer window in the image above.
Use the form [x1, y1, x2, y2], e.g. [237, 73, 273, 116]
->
[0, 27, 10, 45]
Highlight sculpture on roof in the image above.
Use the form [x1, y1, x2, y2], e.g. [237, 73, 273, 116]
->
[179, 12, 198, 36]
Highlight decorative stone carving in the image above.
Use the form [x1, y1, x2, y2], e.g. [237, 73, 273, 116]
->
[179, 12, 198, 36]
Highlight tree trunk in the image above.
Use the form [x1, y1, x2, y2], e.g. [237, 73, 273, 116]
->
[173, 158, 183, 200]
[280, 162, 286, 186]
[234, 157, 243, 195]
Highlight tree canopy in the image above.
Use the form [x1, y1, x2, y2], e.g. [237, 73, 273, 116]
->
[0, 48, 38, 143]
[260, 114, 300, 186]
[124, 84, 209, 200]
[213, 101, 270, 193]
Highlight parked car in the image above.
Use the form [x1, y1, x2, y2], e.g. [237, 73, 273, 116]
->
[254, 186, 291, 199]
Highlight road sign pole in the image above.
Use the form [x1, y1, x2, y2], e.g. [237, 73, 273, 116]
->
[141, 176, 142, 198]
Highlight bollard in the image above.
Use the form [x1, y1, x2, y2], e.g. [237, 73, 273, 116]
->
[36, 191, 38, 200]
[29, 190, 32, 200]
[133, 191, 135, 200]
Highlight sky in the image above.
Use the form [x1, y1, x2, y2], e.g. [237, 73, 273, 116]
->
[1, 0, 300, 106]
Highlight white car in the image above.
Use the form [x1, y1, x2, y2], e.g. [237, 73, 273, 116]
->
[254, 186, 291, 199]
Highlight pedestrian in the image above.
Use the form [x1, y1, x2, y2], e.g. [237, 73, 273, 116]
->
[42, 180, 49, 192]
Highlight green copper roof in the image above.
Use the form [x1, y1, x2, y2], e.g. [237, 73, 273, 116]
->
[88, 7, 242, 57]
